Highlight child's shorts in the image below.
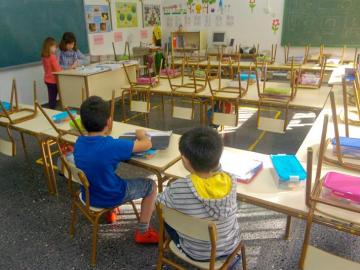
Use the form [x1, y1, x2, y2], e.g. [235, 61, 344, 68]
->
[121, 179, 154, 203]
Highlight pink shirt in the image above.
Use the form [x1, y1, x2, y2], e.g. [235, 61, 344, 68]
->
[42, 54, 62, 84]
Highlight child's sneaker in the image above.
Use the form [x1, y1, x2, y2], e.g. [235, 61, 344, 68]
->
[106, 210, 118, 224]
[134, 228, 159, 244]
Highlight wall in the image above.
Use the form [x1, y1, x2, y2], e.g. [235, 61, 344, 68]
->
[161, 0, 356, 62]
[87, 0, 161, 56]
[0, 65, 48, 106]
[0, 0, 160, 105]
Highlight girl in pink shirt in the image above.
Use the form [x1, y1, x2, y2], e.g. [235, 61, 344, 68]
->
[41, 37, 62, 109]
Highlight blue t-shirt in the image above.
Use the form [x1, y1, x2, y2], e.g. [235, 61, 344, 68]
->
[74, 136, 134, 208]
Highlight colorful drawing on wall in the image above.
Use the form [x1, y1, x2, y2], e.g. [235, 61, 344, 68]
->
[201, 0, 216, 14]
[93, 34, 104, 45]
[163, 4, 187, 15]
[195, 3, 202, 14]
[144, 4, 161, 27]
[272, 19, 280, 34]
[187, 0, 194, 14]
[114, 31, 123, 43]
[218, 0, 224, 14]
[116, 2, 138, 28]
[249, 0, 256, 12]
[85, 5, 111, 33]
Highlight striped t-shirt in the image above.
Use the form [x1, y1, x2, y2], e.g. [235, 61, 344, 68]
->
[157, 171, 240, 261]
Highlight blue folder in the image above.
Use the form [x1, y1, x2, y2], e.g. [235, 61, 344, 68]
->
[270, 154, 307, 182]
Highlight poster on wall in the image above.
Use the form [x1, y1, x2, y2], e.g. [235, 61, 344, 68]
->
[144, 4, 161, 27]
[116, 2, 138, 28]
[85, 5, 112, 33]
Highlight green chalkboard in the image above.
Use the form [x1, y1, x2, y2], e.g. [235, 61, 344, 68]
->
[281, 0, 360, 47]
[0, 0, 89, 68]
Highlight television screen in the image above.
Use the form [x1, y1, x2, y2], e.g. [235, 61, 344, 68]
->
[213, 32, 225, 43]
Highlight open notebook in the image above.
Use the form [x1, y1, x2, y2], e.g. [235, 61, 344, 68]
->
[119, 131, 172, 150]
[220, 153, 263, 184]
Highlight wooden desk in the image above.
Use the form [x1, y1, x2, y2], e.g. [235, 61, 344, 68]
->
[165, 147, 360, 236]
[54, 62, 137, 108]
[40, 120, 181, 193]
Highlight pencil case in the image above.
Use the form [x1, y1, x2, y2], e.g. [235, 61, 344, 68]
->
[1, 101, 11, 111]
[234, 73, 256, 81]
[136, 77, 157, 86]
[160, 68, 181, 77]
[322, 172, 360, 206]
[299, 73, 320, 85]
[270, 154, 307, 190]
[331, 137, 360, 158]
[52, 110, 77, 123]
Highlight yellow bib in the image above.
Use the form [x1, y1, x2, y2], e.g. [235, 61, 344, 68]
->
[190, 172, 232, 199]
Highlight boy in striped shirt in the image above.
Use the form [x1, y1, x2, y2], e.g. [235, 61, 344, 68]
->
[157, 127, 240, 262]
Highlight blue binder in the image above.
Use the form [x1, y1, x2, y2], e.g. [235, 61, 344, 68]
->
[52, 110, 77, 123]
[270, 154, 307, 182]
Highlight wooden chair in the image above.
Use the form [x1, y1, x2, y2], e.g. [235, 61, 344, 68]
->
[323, 45, 347, 66]
[297, 56, 327, 89]
[60, 155, 140, 266]
[339, 73, 360, 127]
[284, 44, 309, 65]
[256, 44, 277, 64]
[256, 59, 299, 133]
[167, 65, 207, 122]
[322, 91, 360, 172]
[299, 116, 360, 270]
[0, 80, 39, 155]
[306, 44, 324, 64]
[156, 203, 247, 270]
[0, 79, 38, 124]
[207, 60, 255, 127]
[122, 63, 162, 125]
[112, 41, 131, 61]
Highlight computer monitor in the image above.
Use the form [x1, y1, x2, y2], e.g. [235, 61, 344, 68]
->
[212, 32, 226, 46]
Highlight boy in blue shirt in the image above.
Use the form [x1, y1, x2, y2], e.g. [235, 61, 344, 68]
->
[74, 96, 158, 244]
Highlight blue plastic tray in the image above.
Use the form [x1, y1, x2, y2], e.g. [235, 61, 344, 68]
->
[270, 154, 307, 182]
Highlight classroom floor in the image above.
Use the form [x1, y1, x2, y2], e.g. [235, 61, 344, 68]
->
[1, 97, 359, 270]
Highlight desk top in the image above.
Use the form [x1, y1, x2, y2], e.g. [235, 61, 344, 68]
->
[165, 145, 360, 223]
[54, 60, 138, 77]
[41, 119, 181, 172]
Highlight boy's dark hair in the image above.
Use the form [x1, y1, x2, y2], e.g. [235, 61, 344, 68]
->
[80, 96, 110, 132]
[179, 127, 223, 173]
[59, 32, 77, 51]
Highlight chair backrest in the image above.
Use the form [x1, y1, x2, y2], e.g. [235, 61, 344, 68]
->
[261, 58, 298, 99]
[0, 80, 38, 124]
[158, 203, 215, 242]
[303, 245, 360, 270]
